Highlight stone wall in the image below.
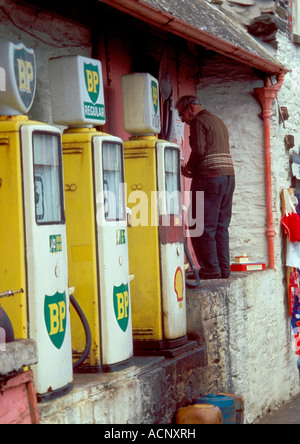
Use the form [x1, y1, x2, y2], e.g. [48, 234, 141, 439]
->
[38, 349, 207, 424]
[213, 0, 291, 47]
[186, 273, 299, 424]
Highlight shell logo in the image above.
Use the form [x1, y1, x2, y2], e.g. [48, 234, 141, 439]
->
[174, 267, 184, 309]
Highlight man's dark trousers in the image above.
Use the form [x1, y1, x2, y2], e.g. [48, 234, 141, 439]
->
[191, 175, 235, 278]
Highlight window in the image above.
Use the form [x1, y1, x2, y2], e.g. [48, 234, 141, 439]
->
[164, 147, 181, 215]
[102, 142, 126, 221]
[33, 132, 65, 225]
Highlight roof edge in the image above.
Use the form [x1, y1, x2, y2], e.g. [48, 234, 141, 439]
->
[101, 0, 288, 75]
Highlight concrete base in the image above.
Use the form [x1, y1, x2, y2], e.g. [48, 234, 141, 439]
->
[0, 339, 38, 376]
[38, 346, 207, 424]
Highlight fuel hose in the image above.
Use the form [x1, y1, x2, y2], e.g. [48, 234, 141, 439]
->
[70, 293, 92, 369]
[183, 237, 201, 288]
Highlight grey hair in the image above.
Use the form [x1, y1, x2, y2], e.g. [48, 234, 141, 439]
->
[176, 95, 201, 110]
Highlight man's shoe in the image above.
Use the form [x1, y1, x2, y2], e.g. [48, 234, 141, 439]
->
[198, 271, 221, 280]
[221, 272, 231, 279]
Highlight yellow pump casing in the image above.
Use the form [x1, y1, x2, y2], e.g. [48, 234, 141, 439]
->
[0, 116, 28, 339]
[62, 128, 100, 368]
[0, 115, 73, 400]
[125, 137, 162, 342]
[124, 136, 187, 349]
[63, 127, 133, 371]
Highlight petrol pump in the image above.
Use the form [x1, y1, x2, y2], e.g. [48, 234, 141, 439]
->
[0, 42, 73, 401]
[122, 73, 189, 355]
[48, 55, 133, 372]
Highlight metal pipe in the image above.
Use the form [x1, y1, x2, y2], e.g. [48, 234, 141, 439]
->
[0, 288, 24, 299]
[254, 74, 285, 269]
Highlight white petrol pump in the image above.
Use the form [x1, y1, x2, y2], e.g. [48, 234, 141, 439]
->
[48, 55, 133, 372]
[0, 42, 73, 401]
[122, 73, 189, 356]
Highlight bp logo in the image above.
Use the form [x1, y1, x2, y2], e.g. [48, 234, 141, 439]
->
[151, 80, 159, 114]
[84, 63, 100, 104]
[113, 283, 129, 332]
[174, 267, 184, 309]
[83, 62, 105, 122]
[13, 44, 36, 111]
[44, 292, 67, 350]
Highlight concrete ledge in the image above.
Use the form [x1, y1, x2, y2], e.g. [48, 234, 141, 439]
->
[0, 339, 38, 376]
[39, 346, 207, 424]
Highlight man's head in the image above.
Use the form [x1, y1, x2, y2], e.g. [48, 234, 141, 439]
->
[176, 95, 203, 125]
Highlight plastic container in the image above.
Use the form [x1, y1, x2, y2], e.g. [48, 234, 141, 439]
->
[176, 404, 223, 425]
[193, 394, 236, 424]
[217, 392, 245, 424]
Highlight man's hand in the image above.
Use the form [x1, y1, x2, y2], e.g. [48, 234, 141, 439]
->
[181, 163, 193, 178]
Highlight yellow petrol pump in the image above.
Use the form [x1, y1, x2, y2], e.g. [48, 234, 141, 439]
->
[48, 55, 133, 372]
[122, 73, 189, 356]
[0, 42, 73, 401]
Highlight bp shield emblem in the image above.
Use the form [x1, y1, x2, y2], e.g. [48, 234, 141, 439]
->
[13, 44, 36, 111]
[84, 63, 100, 104]
[151, 80, 159, 114]
[113, 283, 130, 332]
[44, 292, 67, 350]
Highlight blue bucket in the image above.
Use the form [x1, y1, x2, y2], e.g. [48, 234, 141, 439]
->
[193, 394, 236, 424]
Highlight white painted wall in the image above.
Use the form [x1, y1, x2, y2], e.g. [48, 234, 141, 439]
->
[197, 56, 269, 264]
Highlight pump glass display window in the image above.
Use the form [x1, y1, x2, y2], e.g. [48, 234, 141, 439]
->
[33, 132, 65, 224]
[102, 142, 126, 221]
[165, 147, 181, 215]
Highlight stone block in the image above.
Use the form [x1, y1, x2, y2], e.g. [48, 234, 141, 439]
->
[0, 339, 38, 376]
